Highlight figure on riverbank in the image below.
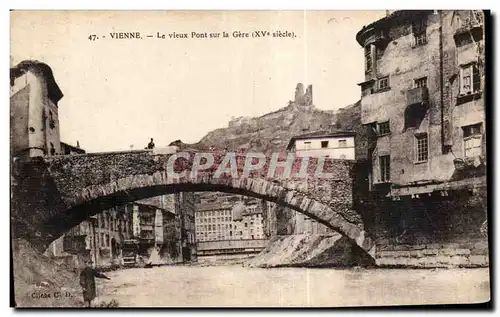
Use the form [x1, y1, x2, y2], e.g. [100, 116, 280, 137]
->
[79, 261, 111, 308]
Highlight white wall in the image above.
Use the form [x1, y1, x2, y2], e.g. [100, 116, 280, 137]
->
[294, 136, 355, 160]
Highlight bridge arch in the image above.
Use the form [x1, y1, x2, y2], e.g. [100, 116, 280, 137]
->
[11, 150, 376, 259]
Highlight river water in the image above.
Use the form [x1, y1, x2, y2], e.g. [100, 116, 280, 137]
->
[95, 265, 490, 307]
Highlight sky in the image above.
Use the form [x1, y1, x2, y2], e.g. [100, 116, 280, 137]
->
[11, 10, 386, 153]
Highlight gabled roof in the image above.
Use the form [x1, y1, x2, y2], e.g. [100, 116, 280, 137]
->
[10, 60, 63, 105]
[286, 130, 357, 150]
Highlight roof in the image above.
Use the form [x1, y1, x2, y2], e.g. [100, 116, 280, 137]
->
[60, 142, 86, 154]
[197, 203, 233, 212]
[286, 130, 357, 150]
[10, 60, 63, 104]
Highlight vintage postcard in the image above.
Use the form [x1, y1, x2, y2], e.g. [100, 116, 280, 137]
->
[10, 10, 490, 308]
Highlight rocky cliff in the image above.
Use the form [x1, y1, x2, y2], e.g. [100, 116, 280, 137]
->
[247, 234, 375, 268]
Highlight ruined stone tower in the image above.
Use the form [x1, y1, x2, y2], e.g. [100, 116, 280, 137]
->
[294, 83, 313, 107]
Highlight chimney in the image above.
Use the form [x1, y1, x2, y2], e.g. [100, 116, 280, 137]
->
[76, 140, 80, 148]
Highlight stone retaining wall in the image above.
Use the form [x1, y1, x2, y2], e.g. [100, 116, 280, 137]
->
[376, 242, 489, 268]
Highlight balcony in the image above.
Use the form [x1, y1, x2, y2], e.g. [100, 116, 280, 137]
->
[455, 22, 482, 35]
[406, 87, 429, 106]
[454, 20, 483, 44]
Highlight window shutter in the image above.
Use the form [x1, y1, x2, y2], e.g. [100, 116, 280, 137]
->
[459, 67, 464, 94]
[473, 64, 481, 92]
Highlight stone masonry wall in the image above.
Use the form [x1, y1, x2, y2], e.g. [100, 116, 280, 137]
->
[13, 150, 375, 256]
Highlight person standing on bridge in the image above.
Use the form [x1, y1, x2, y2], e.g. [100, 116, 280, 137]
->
[147, 138, 155, 149]
[79, 260, 111, 308]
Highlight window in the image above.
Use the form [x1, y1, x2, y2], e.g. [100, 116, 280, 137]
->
[460, 63, 481, 95]
[321, 141, 329, 148]
[378, 121, 390, 135]
[415, 133, 429, 163]
[303, 141, 312, 150]
[414, 32, 427, 46]
[376, 46, 385, 59]
[463, 123, 482, 158]
[379, 155, 390, 182]
[414, 77, 428, 88]
[338, 140, 347, 148]
[48, 111, 55, 129]
[49, 142, 56, 156]
[412, 19, 427, 47]
[378, 76, 389, 90]
[365, 45, 372, 72]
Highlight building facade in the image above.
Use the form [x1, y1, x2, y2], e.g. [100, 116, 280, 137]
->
[177, 192, 198, 262]
[195, 194, 266, 242]
[355, 10, 487, 245]
[135, 192, 197, 264]
[44, 205, 133, 268]
[10, 60, 63, 158]
[270, 131, 360, 236]
[356, 10, 485, 195]
[286, 131, 357, 160]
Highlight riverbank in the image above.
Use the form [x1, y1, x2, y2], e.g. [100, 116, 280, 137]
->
[12, 237, 491, 307]
[95, 265, 490, 307]
[247, 234, 374, 268]
[12, 239, 83, 307]
[246, 234, 490, 269]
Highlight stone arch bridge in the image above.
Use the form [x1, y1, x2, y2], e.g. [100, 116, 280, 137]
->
[11, 150, 375, 259]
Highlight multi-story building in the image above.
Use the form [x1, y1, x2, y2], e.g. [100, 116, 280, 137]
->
[270, 131, 360, 236]
[10, 60, 63, 158]
[355, 10, 486, 243]
[177, 192, 197, 262]
[44, 204, 133, 268]
[89, 205, 132, 266]
[356, 10, 485, 193]
[195, 201, 235, 242]
[195, 195, 266, 242]
[286, 131, 357, 160]
[134, 192, 197, 263]
[232, 201, 266, 240]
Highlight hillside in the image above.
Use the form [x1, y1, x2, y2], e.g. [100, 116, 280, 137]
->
[173, 83, 339, 154]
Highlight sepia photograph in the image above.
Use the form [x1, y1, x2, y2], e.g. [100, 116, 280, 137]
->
[9, 9, 490, 308]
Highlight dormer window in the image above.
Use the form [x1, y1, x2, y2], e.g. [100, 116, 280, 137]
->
[412, 18, 427, 47]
